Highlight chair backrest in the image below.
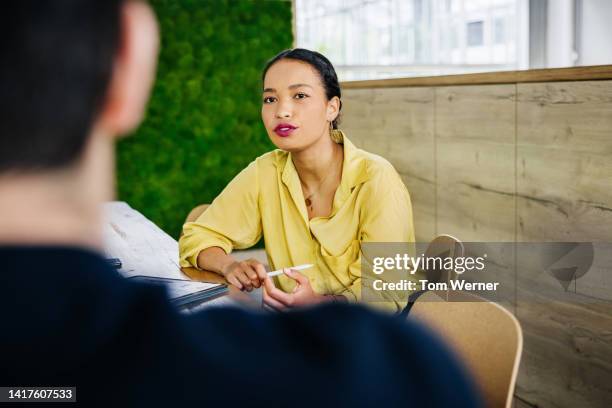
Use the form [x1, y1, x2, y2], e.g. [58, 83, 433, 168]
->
[185, 204, 210, 224]
[423, 234, 465, 285]
[179, 204, 210, 239]
[401, 234, 465, 315]
[409, 291, 523, 408]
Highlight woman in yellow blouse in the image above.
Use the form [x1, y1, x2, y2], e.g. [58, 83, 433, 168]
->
[179, 49, 414, 311]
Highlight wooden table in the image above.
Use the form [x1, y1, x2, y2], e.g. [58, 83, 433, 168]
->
[102, 201, 266, 310]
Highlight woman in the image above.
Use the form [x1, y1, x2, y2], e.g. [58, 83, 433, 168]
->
[179, 48, 414, 311]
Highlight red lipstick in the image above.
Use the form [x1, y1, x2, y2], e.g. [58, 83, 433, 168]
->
[274, 123, 298, 137]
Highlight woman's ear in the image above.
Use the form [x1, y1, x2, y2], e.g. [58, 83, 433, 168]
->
[96, 1, 160, 138]
[326, 96, 341, 123]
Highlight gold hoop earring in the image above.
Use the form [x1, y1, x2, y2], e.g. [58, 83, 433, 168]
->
[329, 121, 343, 144]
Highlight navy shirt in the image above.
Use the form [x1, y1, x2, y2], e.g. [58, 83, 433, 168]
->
[0, 246, 482, 407]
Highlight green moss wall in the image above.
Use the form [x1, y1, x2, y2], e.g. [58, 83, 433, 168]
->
[117, 0, 293, 238]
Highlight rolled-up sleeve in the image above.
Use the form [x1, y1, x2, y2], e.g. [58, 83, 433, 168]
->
[179, 160, 262, 269]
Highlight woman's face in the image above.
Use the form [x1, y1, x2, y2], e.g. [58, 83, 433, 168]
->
[261, 59, 339, 152]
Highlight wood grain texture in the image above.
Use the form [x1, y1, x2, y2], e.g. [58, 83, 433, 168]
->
[515, 299, 612, 408]
[400, 173, 436, 243]
[436, 84, 516, 242]
[513, 395, 536, 408]
[514, 80, 612, 408]
[342, 65, 612, 89]
[338, 89, 378, 151]
[516, 81, 612, 297]
[340, 78, 612, 408]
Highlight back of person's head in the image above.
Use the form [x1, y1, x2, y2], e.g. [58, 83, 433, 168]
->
[0, 0, 122, 173]
[0, 0, 159, 177]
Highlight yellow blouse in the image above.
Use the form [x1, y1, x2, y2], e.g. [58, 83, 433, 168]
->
[179, 133, 415, 311]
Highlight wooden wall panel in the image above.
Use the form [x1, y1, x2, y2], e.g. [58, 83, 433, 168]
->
[515, 300, 612, 407]
[435, 84, 516, 242]
[516, 81, 612, 243]
[515, 80, 612, 408]
[341, 78, 612, 408]
[338, 89, 378, 152]
[516, 81, 612, 298]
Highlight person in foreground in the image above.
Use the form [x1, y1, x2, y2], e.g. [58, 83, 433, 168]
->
[180, 48, 416, 312]
[0, 1, 482, 406]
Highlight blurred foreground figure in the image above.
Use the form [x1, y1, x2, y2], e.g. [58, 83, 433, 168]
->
[0, 1, 481, 406]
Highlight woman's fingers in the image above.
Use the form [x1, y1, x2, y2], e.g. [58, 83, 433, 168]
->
[248, 260, 268, 282]
[226, 274, 243, 290]
[262, 276, 277, 294]
[263, 285, 286, 311]
[263, 276, 294, 306]
[241, 262, 261, 288]
[223, 261, 252, 291]
[285, 269, 309, 285]
[234, 269, 253, 291]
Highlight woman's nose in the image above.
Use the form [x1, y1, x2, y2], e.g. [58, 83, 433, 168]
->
[275, 101, 292, 119]
[275, 110, 291, 119]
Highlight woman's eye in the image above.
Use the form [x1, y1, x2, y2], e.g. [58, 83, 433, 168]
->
[263, 96, 276, 104]
[294, 93, 308, 99]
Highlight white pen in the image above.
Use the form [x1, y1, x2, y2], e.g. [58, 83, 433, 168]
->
[267, 263, 314, 277]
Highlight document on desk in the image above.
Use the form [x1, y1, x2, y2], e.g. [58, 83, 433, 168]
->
[127, 276, 228, 308]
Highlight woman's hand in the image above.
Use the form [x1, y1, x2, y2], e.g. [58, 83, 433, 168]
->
[221, 258, 267, 292]
[263, 268, 329, 310]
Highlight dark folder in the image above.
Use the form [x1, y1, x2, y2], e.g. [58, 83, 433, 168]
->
[127, 276, 228, 308]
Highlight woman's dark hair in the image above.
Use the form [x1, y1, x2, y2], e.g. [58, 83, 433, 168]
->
[262, 48, 342, 129]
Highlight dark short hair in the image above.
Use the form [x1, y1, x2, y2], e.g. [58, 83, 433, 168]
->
[262, 48, 342, 129]
[0, 0, 122, 172]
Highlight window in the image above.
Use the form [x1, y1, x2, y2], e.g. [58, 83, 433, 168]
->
[467, 21, 484, 46]
[295, 0, 526, 80]
[295, 0, 612, 81]
[494, 17, 506, 44]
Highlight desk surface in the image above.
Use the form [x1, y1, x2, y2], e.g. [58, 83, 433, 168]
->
[102, 201, 266, 308]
